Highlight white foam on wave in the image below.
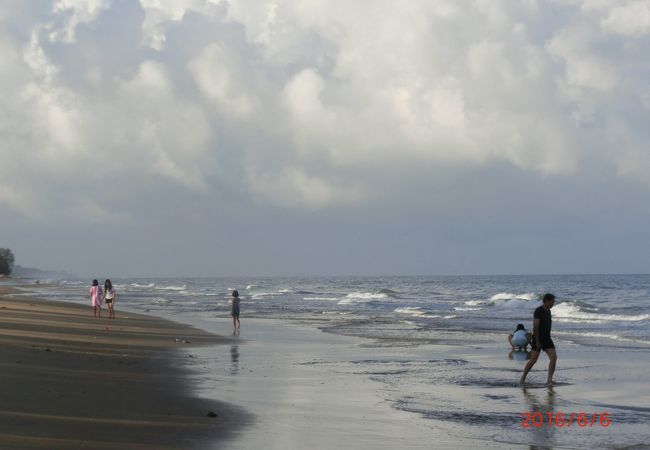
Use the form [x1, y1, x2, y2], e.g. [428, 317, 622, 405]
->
[156, 285, 186, 291]
[395, 307, 427, 317]
[462, 293, 536, 309]
[489, 292, 536, 301]
[60, 280, 85, 286]
[131, 283, 155, 288]
[555, 317, 602, 324]
[394, 307, 455, 319]
[464, 300, 486, 306]
[338, 292, 389, 304]
[251, 292, 281, 299]
[556, 330, 648, 344]
[553, 302, 650, 322]
[246, 285, 256, 290]
[347, 292, 389, 299]
[495, 299, 536, 309]
[304, 296, 339, 301]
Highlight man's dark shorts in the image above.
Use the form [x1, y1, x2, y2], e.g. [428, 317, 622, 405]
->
[532, 338, 555, 352]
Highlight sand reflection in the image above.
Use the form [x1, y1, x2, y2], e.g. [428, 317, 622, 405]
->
[522, 386, 556, 449]
[230, 344, 240, 375]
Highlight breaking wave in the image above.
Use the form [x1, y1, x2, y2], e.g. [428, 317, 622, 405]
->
[155, 285, 186, 291]
[553, 302, 650, 323]
[337, 289, 401, 305]
[460, 292, 538, 310]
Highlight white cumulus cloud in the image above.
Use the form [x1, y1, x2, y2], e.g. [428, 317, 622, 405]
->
[1, 0, 649, 220]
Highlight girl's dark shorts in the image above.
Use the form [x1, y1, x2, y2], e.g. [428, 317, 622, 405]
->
[232, 307, 240, 318]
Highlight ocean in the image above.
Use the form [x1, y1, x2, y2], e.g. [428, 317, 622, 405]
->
[33, 274, 650, 347]
[17, 274, 650, 448]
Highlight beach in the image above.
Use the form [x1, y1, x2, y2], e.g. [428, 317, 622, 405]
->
[184, 318, 494, 450]
[182, 317, 650, 450]
[0, 285, 244, 450]
[2, 278, 650, 449]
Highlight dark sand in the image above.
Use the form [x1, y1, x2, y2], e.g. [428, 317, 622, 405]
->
[0, 286, 246, 450]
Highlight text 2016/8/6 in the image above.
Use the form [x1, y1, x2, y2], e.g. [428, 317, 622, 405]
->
[521, 412, 611, 429]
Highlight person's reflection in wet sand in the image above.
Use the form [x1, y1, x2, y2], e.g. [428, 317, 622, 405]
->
[230, 344, 240, 375]
[523, 386, 556, 450]
[509, 349, 532, 361]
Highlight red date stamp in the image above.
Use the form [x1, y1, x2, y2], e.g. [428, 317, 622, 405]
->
[521, 411, 612, 428]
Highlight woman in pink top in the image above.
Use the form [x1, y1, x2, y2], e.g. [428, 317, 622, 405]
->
[89, 279, 103, 318]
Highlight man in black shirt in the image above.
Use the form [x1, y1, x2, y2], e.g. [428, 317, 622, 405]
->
[520, 293, 557, 386]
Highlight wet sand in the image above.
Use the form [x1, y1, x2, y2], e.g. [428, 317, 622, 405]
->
[0, 286, 246, 450]
[174, 317, 500, 450]
[176, 316, 650, 450]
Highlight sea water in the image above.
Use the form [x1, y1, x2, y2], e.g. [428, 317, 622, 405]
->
[39, 274, 650, 346]
[23, 274, 650, 448]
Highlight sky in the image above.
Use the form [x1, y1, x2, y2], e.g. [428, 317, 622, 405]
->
[1, 0, 650, 277]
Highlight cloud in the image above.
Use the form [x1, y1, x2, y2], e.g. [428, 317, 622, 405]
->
[546, 25, 618, 91]
[601, 1, 650, 37]
[0, 185, 41, 218]
[189, 42, 259, 117]
[1, 0, 649, 223]
[246, 165, 364, 208]
[51, 0, 111, 43]
[118, 60, 216, 191]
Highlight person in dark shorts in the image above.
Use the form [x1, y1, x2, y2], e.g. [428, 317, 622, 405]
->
[231, 290, 241, 330]
[520, 293, 557, 386]
[104, 279, 116, 319]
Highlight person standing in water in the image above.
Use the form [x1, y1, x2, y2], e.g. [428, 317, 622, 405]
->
[520, 293, 557, 386]
[231, 290, 241, 330]
[89, 279, 103, 318]
[104, 279, 116, 319]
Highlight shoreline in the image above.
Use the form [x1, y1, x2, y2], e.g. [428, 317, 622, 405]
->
[0, 285, 248, 449]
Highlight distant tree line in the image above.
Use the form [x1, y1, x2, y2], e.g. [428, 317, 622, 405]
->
[0, 248, 15, 275]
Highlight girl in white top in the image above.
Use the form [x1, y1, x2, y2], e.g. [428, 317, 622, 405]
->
[508, 323, 532, 349]
[104, 279, 117, 319]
